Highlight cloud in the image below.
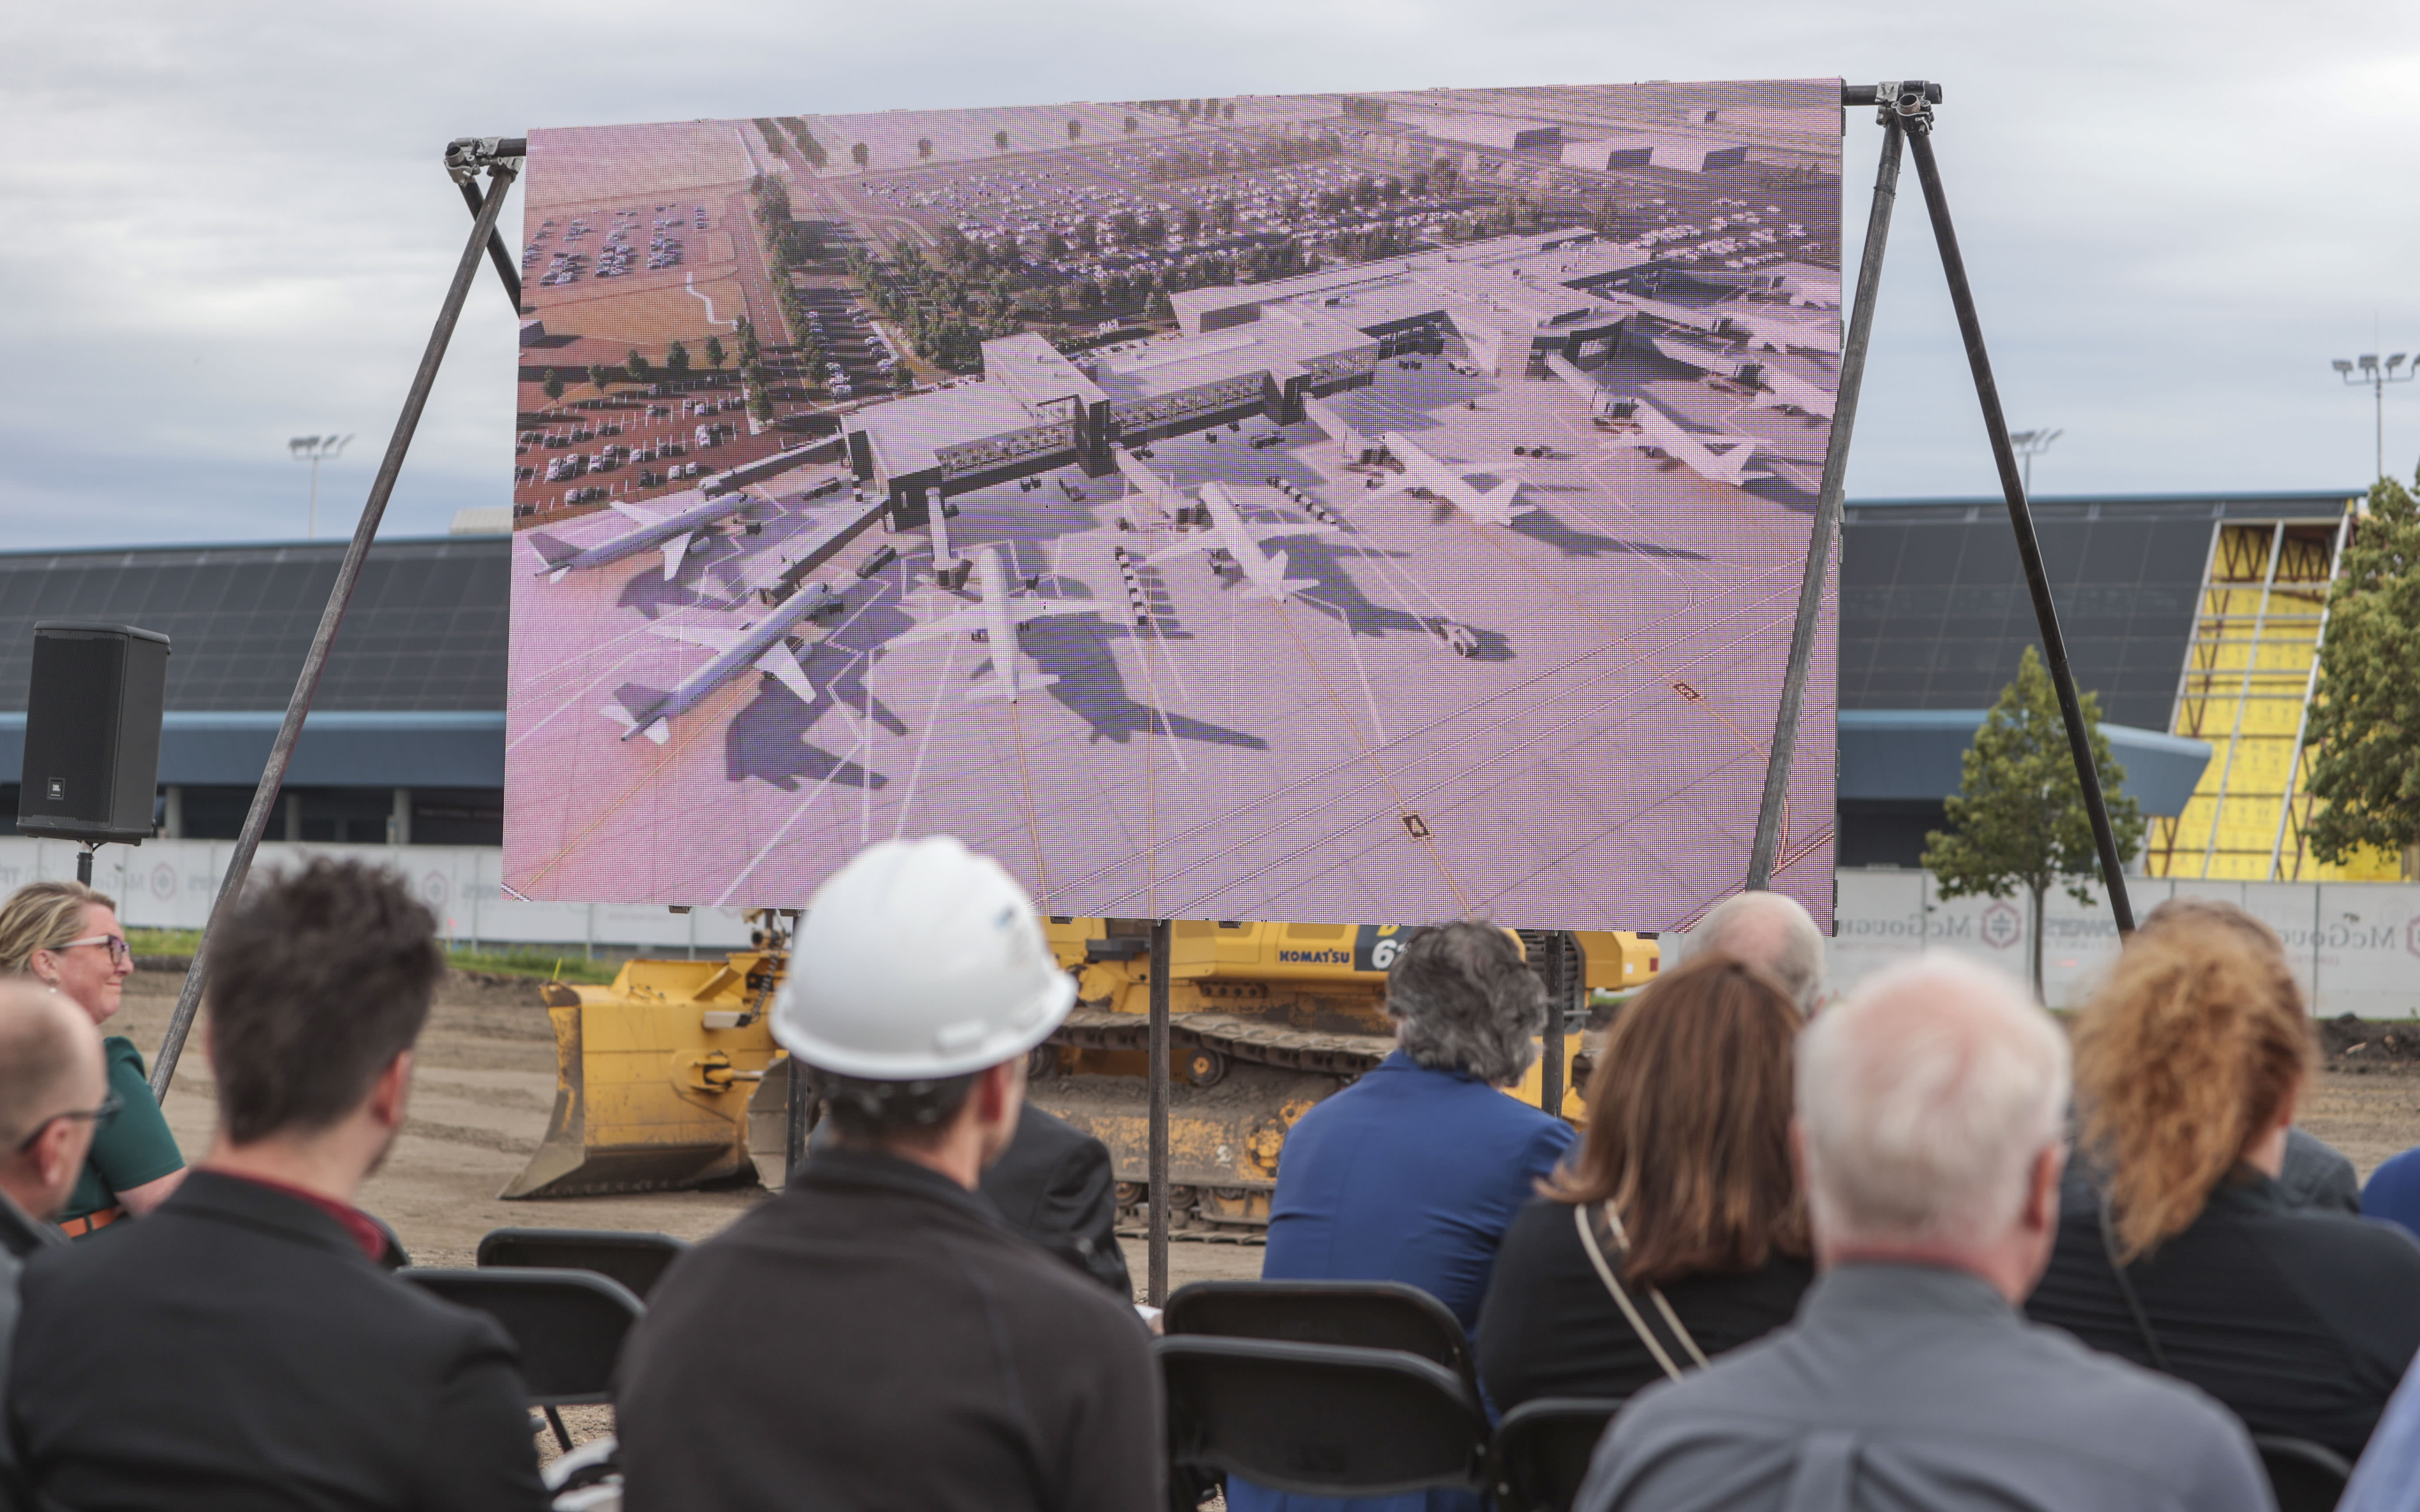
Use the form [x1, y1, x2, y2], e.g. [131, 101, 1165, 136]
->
[2, 0, 2416, 550]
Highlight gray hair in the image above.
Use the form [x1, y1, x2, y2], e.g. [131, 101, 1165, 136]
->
[1386, 922, 1547, 1087]
[1694, 891, 1827, 1012]
[0, 980, 103, 1151]
[1796, 952, 2068, 1251]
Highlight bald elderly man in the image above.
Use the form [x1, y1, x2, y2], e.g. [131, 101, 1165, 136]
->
[1687, 891, 1828, 1011]
[0, 981, 108, 1496]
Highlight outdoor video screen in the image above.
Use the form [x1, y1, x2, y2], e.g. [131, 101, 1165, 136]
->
[502, 80, 1845, 929]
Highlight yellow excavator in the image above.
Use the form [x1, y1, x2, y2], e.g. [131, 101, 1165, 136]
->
[500, 914, 1657, 1218]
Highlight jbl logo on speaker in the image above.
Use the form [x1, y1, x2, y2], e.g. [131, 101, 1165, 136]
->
[46, 778, 65, 802]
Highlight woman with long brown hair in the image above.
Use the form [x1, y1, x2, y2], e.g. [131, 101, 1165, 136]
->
[1475, 952, 1812, 1408]
[2026, 906, 2420, 1461]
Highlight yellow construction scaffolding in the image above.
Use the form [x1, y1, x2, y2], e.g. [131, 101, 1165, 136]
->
[2148, 506, 2397, 881]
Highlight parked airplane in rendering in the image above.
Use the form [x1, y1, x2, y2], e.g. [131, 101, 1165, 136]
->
[529, 486, 763, 583]
[1601, 401, 1763, 486]
[1748, 367, 1836, 420]
[606, 580, 846, 743]
[1148, 481, 1327, 601]
[1374, 432, 1531, 526]
[889, 543, 1091, 703]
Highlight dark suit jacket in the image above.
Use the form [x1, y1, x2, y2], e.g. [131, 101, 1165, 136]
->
[5, 1170, 547, 1512]
[980, 1104, 1132, 1296]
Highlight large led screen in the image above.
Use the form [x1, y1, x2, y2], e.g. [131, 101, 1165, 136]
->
[504, 81, 1844, 928]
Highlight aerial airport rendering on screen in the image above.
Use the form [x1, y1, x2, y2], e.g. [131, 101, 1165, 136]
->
[502, 80, 1845, 928]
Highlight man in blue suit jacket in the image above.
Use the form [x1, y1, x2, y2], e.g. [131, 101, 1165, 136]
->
[1234, 921, 1575, 1512]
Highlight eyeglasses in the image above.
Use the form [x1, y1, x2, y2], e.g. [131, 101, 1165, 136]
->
[15, 1088, 123, 1153]
[57, 934, 132, 967]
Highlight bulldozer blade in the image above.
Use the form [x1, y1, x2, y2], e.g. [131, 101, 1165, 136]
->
[500, 988, 776, 1200]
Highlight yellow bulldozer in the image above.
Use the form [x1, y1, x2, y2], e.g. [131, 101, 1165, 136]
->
[501, 913, 1658, 1220]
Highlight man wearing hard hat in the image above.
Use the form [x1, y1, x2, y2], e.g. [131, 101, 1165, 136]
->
[615, 837, 1164, 1511]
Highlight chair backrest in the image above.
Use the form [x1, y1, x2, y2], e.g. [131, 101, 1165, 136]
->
[475, 1227, 691, 1302]
[1489, 1397, 1624, 1512]
[2252, 1435, 2351, 1512]
[1158, 1335, 1488, 1498]
[403, 1268, 644, 1406]
[1164, 1280, 1474, 1389]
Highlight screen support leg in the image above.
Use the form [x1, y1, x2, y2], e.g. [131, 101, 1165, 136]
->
[1745, 99, 1906, 891]
[1147, 919, 1172, 1306]
[1901, 96, 2137, 932]
[149, 152, 524, 1099]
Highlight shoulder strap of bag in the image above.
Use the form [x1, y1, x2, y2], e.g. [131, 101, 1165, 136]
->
[1574, 1201, 1712, 1381]
[2096, 1190, 2172, 1373]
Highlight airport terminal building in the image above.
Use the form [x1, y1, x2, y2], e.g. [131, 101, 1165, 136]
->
[0, 486, 2370, 884]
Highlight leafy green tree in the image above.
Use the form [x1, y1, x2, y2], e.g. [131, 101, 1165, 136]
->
[666, 340, 691, 374]
[704, 336, 726, 370]
[626, 347, 650, 384]
[1043, 231, 1068, 261]
[918, 137, 934, 161]
[1179, 206, 1203, 240]
[586, 362, 610, 393]
[1922, 645, 2144, 994]
[751, 390, 776, 424]
[994, 129, 1010, 153]
[541, 368, 564, 403]
[1066, 118, 1082, 144]
[1124, 115, 1138, 135]
[2305, 473, 2420, 875]
[851, 141, 869, 169]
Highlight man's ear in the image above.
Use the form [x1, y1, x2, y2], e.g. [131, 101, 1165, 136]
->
[2026, 1142, 2066, 1233]
[34, 1117, 82, 1190]
[366, 1050, 415, 1130]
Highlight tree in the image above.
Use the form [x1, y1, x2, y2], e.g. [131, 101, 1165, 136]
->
[1066, 118, 1083, 144]
[1123, 115, 1139, 135]
[2305, 472, 2420, 874]
[1042, 231, 1068, 261]
[704, 336, 726, 370]
[626, 347, 651, 384]
[750, 390, 776, 424]
[994, 129, 1010, 153]
[851, 141, 869, 169]
[586, 362, 610, 393]
[1179, 206, 1203, 240]
[1922, 645, 2145, 994]
[918, 137, 934, 160]
[666, 339, 691, 374]
[541, 368, 564, 403]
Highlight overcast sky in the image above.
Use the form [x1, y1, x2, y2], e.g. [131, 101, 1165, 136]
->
[4, 1, 2416, 550]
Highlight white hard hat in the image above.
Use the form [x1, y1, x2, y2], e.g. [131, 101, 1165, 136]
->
[773, 836, 1075, 1080]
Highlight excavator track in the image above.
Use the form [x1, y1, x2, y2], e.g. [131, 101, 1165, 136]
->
[1051, 1008, 1394, 1078]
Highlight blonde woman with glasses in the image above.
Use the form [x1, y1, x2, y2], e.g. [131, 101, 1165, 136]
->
[0, 881, 185, 1235]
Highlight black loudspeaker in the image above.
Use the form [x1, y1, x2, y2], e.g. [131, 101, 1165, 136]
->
[17, 622, 172, 844]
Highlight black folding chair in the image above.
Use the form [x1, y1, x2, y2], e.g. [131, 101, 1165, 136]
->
[1164, 1279, 1476, 1392]
[2252, 1435, 2351, 1512]
[404, 1267, 644, 1454]
[475, 1227, 691, 1302]
[1489, 1397, 1625, 1512]
[1158, 1335, 1488, 1508]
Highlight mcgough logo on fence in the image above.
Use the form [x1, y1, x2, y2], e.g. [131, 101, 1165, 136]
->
[1980, 902, 2023, 951]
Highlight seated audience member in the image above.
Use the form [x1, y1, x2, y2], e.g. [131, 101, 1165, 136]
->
[1235, 921, 1574, 1512]
[617, 838, 1160, 1512]
[980, 1100, 1132, 1296]
[2026, 913, 2420, 1461]
[2363, 1145, 2420, 1242]
[1476, 954, 1811, 1410]
[6, 860, 548, 1511]
[1575, 953, 2270, 1512]
[1, 982, 106, 1498]
[2343, 1356, 2420, 1512]
[0, 880, 186, 1233]
[1684, 890, 1827, 1011]
[2137, 897, 2359, 1212]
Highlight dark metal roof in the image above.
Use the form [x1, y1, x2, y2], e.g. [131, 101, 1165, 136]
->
[0, 536, 509, 714]
[1839, 491, 2357, 730]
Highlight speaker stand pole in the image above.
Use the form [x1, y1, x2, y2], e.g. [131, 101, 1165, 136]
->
[148, 148, 522, 1100]
[77, 843, 97, 887]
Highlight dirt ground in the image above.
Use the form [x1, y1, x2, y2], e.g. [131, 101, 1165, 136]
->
[113, 966, 1264, 1289]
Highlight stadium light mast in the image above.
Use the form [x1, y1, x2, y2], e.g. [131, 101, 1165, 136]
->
[2333, 354, 2412, 483]
[2009, 428, 2061, 497]
[288, 434, 353, 539]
